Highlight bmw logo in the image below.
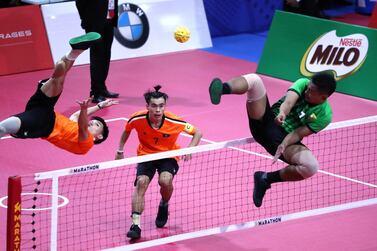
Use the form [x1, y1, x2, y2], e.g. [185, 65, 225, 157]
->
[115, 3, 149, 49]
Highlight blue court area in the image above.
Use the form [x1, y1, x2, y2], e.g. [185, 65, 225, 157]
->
[203, 32, 268, 63]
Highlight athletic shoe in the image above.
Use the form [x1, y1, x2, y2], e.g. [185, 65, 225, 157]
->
[209, 78, 223, 105]
[69, 32, 101, 50]
[155, 203, 169, 228]
[126, 224, 141, 240]
[102, 90, 119, 98]
[253, 171, 271, 208]
[91, 95, 106, 104]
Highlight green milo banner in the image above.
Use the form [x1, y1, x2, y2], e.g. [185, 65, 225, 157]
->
[257, 11, 377, 101]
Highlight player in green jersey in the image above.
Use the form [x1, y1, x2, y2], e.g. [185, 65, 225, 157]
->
[209, 72, 336, 207]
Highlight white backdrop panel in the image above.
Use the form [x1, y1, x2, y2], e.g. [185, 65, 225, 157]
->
[42, 0, 212, 65]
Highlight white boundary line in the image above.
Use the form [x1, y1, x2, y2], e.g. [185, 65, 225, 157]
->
[0, 192, 69, 211]
[102, 198, 377, 251]
[319, 169, 377, 188]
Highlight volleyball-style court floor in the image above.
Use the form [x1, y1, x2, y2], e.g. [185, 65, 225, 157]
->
[1, 48, 377, 250]
[1, 9, 377, 250]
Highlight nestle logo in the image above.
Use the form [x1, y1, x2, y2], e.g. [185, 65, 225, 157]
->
[300, 30, 368, 80]
[339, 38, 362, 47]
[0, 30, 32, 39]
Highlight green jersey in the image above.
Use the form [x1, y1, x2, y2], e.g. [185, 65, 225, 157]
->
[271, 78, 332, 133]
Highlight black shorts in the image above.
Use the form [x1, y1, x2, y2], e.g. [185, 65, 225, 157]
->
[248, 97, 291, 157]
[134, 158, 179, 186]
[12, 79, 60, 138]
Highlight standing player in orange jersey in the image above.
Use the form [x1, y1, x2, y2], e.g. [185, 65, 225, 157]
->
[115, 85, 202, 240]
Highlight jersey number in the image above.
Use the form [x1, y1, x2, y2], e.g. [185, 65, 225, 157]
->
[153, 137, 159, 144]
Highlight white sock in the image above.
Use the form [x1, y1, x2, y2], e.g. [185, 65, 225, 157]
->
[65, 50, 84, 61]
[132, 213, 141, 226]
[0, 125, 6, 138]
[0, 116, 21, 137]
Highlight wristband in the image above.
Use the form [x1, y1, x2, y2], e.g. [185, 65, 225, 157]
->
[116, 150, 124, 154]
[97, 104, 102, 109]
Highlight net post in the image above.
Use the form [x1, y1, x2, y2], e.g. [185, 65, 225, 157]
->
[6, 176, 22, 251]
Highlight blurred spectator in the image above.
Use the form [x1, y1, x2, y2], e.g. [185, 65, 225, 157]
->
[0, 0, 21, 8]
[284, 0, 354, 19]
[284, 0, 328, 19]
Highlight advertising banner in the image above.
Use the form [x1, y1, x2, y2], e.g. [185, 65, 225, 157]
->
[257, 11, 377, 101]
[41, 0, 212, 66]
[0, 5, 53, 76]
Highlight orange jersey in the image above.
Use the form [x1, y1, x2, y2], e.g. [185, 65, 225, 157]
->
[43, 112, 94, 155]
[126, 110, 196, 156]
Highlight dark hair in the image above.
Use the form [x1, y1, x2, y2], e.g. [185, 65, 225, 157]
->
[311, 71, 337, 96]
[91, 116, 109, 144]
[144, 85, 168, 104]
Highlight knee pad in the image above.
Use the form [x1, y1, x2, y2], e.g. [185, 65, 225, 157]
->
[242, 73, 266, 102]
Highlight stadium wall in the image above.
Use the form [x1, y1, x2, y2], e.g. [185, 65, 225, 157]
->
[257, 11, 377, 101]
[355, 0, 376, 15]
[203, 0, 283, 37]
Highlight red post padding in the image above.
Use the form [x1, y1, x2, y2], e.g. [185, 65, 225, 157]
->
[369, 4, 377, 28]
[7, 176, 22, 251]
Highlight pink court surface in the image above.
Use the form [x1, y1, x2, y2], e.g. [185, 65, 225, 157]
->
[1, 50, 377, 250]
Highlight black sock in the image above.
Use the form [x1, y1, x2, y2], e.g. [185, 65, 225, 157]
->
[222, 82, 231, 94]
[266, 170, 283, 184]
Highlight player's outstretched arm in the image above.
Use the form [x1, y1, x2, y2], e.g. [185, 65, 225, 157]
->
[183, 127, 203, 161]
[69, 98, 119, 122]
[188, 128, 202, 148]
[275, 91, 299, 125]
[273, 126, 312, 163]
[115, 130, 131, 160]
[75, 97, 91, 142]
